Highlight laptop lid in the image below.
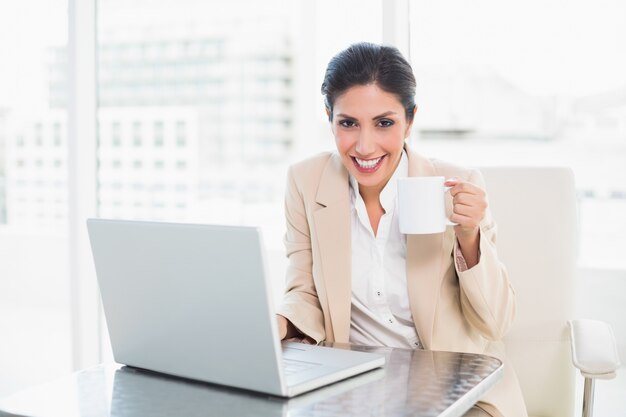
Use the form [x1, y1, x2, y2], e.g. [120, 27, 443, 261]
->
[88, 219, 385, 397]
[87, 219, 286, 395]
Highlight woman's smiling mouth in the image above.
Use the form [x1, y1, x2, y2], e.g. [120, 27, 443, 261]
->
[352, 155, 386, 173]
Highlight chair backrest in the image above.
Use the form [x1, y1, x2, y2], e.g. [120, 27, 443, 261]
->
[479, 166, 578, 417]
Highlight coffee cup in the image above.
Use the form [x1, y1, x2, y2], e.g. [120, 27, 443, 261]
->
[397, 176, 457, 234]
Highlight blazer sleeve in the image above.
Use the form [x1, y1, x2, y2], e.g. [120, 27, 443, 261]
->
[454, 168, 516, 341]
[275, 166, 326, 343]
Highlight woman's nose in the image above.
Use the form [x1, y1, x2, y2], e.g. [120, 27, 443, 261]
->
[355, 130, 375, 156]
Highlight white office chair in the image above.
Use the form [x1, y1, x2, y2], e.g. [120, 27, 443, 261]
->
[480, 166, 621, 417]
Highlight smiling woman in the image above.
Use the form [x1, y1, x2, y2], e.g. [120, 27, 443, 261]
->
[275, 42, 527, 417]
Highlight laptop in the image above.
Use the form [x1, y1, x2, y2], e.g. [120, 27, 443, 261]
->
[86, 218, 385, 397]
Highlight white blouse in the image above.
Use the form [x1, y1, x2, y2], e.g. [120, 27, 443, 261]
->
[348, 151, 422, 349]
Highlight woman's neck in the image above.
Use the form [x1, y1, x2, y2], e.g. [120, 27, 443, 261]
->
[358, 183, 384, 206]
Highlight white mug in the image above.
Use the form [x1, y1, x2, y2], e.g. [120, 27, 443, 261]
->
[397, 176, 457, 234]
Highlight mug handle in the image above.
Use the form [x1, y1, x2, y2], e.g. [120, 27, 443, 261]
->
[444, 185, 459, 226]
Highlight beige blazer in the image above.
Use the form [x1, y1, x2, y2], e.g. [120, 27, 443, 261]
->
[277, 145, 527, 417]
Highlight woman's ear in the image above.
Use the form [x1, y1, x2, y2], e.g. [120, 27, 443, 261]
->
[325, 107, 336, 134]
[404, 105, 418, 138]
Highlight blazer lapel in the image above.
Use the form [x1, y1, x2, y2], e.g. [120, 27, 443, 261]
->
[404, 145, 446, 349]
[312, 154, 352, 343]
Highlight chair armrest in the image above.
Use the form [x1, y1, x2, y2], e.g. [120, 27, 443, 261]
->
[568, 319, 621, 379]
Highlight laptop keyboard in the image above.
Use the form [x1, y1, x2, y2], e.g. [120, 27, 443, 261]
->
[282, 358, 320, 375]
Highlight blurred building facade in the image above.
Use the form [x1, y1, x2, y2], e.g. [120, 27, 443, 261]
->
[7, 28, 294, 227]
[97, 107, 200, 220]
[4, 111, 67, 230]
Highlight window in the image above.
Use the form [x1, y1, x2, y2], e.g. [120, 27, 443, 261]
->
[111, 122, 121, 147]
[154, 121, 164, 147]
[132, 121, 142, 146]
[0, 0, 72, 396]
[35, 123, 44, 146]
[54, 123, 62, 146]
[409, 0, 626, 270]
[175, 121, 186, 147]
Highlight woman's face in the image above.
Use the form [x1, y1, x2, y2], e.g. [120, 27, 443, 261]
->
[330, 83, 413, 194]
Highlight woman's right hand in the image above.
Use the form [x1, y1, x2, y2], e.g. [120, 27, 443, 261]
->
[276, 314, 316, 344]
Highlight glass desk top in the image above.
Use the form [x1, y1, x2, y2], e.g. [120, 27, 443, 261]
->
[0, 344, 502, 417]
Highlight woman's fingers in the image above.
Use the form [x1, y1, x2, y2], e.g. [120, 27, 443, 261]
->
[444, 179, 487, 236]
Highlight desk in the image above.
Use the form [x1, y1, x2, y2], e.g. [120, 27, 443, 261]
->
[0, 344, 502, 417]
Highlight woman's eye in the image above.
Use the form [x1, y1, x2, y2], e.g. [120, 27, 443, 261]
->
[339, 120, 356, 128]
[378, 119, 394, 128]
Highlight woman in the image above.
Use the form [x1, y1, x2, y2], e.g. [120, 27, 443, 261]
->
[276, 43, 527, 417]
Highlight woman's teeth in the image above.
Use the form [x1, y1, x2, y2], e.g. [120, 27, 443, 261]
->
[355, 156, 382, 169]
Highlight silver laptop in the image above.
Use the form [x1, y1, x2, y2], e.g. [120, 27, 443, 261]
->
[86, 218, 384, 397]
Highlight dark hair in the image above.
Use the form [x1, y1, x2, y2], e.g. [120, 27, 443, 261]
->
[321, 42, 416, 122]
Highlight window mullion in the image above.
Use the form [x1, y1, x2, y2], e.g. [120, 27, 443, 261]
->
[67, 0, 100, 370]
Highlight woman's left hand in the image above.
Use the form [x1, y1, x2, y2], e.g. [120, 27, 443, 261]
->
[444, 178, 487, 244]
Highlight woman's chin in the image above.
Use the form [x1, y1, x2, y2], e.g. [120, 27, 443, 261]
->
[352, 173, 386, 190]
